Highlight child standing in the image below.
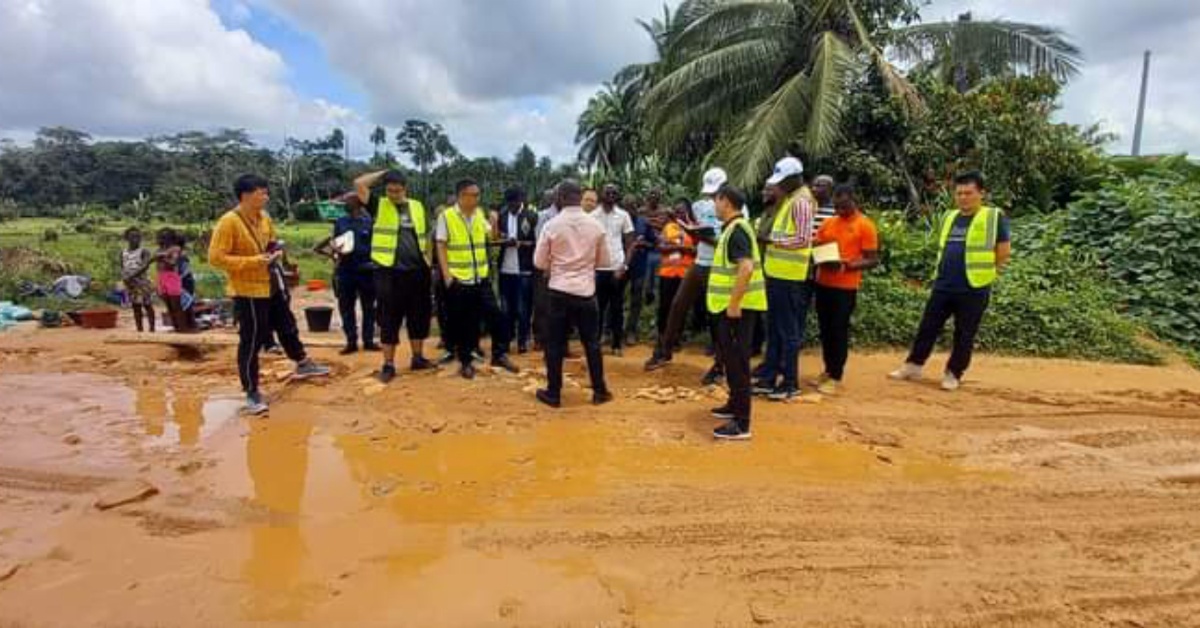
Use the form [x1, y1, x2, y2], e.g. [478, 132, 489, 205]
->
[155, 228, 189, 332]
[120, 227, 156, 332]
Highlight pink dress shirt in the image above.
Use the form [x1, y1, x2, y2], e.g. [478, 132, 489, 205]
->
[534, 205, 611, 298]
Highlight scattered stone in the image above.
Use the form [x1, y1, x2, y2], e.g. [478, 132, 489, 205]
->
[62, 434, 83, 446]
[272, 370, 293, 383]
[876, 454, 894, 465]
[127, 582, 139, 590]
[429, 419, 448, 434]
[0, 562, 19, 583]
[370, 478, 399, 498]
[176, 460, 204, 475]
[95, 479, 159, 511]
[363, 382, 386, 397]
[748, 601, 775, 624]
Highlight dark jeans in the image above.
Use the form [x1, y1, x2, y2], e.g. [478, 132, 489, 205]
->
[625, 270, 651, 341]
[235, 293, 306, 395]
[446, 280, 510, 366]
[335, 268, 375, 347]
[433, 267, 450, 346]
[656, 264, 718, 362]
[715, 311, 758, 426]
[375, 267, 432, 345]
[595, 270, 627, 350]
[815, 284, 858, 381]
[907, 289, 991, 378]
[761, 278, 812, 388]
[499, 273, 534, 349]
[656, 276, 683, 339]
[544, 289, 607, 399]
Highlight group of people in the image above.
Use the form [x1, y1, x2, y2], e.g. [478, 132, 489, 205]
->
[206, 158, 1010, 439]
[119, 226, 196, 333]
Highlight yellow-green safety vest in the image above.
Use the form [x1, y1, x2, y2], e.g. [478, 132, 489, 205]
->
[708, 217, 768, 314]
[370, 197, 429, 267]
[936, 206, 1000, 289]
[443, 206, 490, 282]
[763, 187, 813, 281]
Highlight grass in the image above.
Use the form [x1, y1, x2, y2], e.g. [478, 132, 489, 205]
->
[0, 217, 336, 303]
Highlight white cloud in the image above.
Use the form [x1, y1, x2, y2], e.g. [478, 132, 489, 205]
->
[0, 0, 358, 147]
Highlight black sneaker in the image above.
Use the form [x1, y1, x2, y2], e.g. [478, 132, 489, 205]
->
[377, 364, 397, 384]
[612, 347, 624, 358]
[339, 344, 358, 355]
[752, 380, 776, 396]
[644, 354, 672, 372]
[701, 367, 725, 387]
[518, 343, 529, 355]
[535, 389, 561, 408]
[751, 363, 770, 381]
[768, 386, 800, 402]
[491, 355, 519, 373]
[711, 406, 736, 420]
[713, 420, 752, 441]
[437, 351, 456, 365]
[410, 356, 437, 371]
[592, 390, 614, 406]
[460, 364, 476, 380]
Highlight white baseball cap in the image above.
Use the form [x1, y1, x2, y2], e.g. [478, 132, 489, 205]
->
[766, 156, 804, 185]
[700, 167, 728, 195]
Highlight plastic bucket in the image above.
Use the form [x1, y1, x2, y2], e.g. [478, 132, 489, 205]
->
[304, 306, 334, 333]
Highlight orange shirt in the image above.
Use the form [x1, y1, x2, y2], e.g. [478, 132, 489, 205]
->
[658, 221, 695, 278]
[815, 211, 878, 290]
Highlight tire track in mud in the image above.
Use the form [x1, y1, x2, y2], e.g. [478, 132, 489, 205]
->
[0, 466, 114, 494]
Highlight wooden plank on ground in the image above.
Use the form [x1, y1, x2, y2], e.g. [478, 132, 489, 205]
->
[104, 331, 346, 349]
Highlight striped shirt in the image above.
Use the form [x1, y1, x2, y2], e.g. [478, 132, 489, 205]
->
[813, 203, 836, 238]
[772, 191, 815, 249]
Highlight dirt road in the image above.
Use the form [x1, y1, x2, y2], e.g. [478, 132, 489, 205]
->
[1, 321, 1199, 627]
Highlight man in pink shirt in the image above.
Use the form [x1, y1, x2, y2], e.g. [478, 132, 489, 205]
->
[533, 179, 614, 408]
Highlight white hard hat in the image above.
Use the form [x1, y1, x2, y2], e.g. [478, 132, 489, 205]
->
[700, 167, 728, 195]
[766, 156, 804, 185]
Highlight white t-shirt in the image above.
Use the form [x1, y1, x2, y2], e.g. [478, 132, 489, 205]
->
[501, 212, 521, 275]
[590, 206, 634, 271]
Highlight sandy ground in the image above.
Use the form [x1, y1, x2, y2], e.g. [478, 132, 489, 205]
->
[1, 303, 1199, 627]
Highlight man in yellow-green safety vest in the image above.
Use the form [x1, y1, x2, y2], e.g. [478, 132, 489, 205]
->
[706, 184, 767, 442]
[889, 170, 1012, 391]
[754, 156, 816, 402]
[435, 178, 519, 380]
[353, 169, 436, 383]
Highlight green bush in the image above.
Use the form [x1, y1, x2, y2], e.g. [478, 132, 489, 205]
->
[1064, 159, 1200, 349]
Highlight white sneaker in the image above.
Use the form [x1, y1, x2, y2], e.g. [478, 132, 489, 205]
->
[888, 363, 923, 381]
[941, 372, 961, 392]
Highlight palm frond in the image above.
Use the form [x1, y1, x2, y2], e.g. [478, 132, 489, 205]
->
[894, 20, 1083, 83]
[804, 31, 857, 154]
[847, 3, 923, 114]
[717, 70, 813, 188]
[671, 0, 796, 62]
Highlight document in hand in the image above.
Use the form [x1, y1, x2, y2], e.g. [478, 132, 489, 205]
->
[333, 231, 355, 255]
[813, 242, 841, 264]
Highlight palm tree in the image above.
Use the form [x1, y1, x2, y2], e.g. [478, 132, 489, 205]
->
[369, 125, 387, 159]
[576, 82, 643, 174]
[643, 0, 1082, 186]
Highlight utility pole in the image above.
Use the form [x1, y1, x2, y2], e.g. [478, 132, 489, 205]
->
[1132, 50, 1151, 156]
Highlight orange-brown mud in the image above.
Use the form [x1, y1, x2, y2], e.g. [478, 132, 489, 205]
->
[1, 311, 1199, 627]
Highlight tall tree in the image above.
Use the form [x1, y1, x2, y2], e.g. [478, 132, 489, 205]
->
[396, 120, 446, 197]
[576, 82, 642, 174]
[642, 0, 1081, 186]
[370, 125, 388, 159]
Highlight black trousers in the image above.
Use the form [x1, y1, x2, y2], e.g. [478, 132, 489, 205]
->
[815, 284, 858, 381]
[906, 289, 991, 378]
[235, 293, 306, 395]
[375, 267, 432, 345]
[656, 264, 719, 362]
[433, 267, 451, 346]
[446, 280, 510, 366]
[715, 311, 758, 426]
[499, 273, 534, 349]
[595, 270, 627, 350]
[544, 290, 607, 399]
[656, 276, 683, 339]
[532, 270, 550, 346]
[335, 268, 375, 347]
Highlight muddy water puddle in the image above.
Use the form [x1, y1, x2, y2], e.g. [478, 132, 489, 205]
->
[0, 373, 242, 467]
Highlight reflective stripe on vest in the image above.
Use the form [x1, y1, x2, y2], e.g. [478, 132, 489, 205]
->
[370, 197, 429, 267]
[444, 206, 490, 282]
[658, 221, 694, 278]
[707, 217, 768, 314]
[764, 188, 813, 281]
[935, 206, 1000, 289]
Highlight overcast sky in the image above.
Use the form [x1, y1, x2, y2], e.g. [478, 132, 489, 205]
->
[1, 0, 1195, 163]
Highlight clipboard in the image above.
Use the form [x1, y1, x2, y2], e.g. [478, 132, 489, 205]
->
[813, 242, 841, 264]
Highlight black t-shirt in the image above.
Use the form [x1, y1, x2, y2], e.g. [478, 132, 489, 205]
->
[369, 193, 427, 271]
[933, 212, 1011, 294]
[725, 223, 753, 265]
